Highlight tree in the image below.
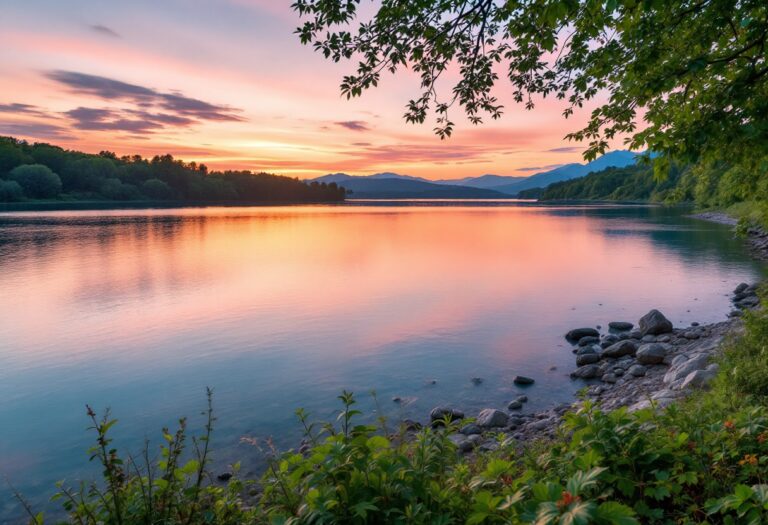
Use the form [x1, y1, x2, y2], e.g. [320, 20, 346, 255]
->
[8, 164, 62, 198]
[141, 178, 174, 200]
[0, 137, 31, 176]
[0, 180, 24, 202]
[293, 0, 768, 168]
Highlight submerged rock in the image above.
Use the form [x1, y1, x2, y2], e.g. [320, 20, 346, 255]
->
[513, 375, 535, 385]
[577, 335, 600, 346]
[608, 321, 633, 331]
[566, 327, 600, 341]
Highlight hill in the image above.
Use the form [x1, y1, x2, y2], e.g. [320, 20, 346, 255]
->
[492, 150, 639, 195]
[520, 163, 683, 201]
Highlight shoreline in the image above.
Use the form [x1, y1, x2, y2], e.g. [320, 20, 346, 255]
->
[420, 212, 767, 453]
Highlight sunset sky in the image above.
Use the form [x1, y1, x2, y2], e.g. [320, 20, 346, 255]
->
[0, 0, 627, 180]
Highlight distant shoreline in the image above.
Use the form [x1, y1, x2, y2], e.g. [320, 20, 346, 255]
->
[0, 199, 347, 212]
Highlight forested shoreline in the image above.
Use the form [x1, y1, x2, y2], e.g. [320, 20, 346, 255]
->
[0, 137, 346, 204]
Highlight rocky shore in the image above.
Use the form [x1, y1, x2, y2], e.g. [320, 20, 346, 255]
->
[419, 213, 768, 455]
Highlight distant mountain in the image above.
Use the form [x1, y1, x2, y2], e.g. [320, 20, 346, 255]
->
[433, 174, 528, 189]
[309, 150, 640, 198]
[491, 151, 639, 195]
[327, 178, 511, 199]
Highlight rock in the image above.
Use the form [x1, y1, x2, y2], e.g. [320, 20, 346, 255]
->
[448, 434, 473, 452]
[217, 472, 233, 482]
[628, 364, 647, 377]
[657, 335, 671, 343]
[401, 419, 422, 431]
[459, 423, 482, 435]
[576, 345, 597, 355]
[576, 353, 601, 366]
[691, 322, 700, 327]
[600, 334, 619, 348]
[513, 375, 535, 385]
[392, 396, 402, 403]
[471, 377, 483, 385]
[663, 354, 710, 384]
[737, 295, 760, 308]
[477, 408, 509, 428]
[430, 406, 465, 423]
[628, 329, 643, 339]
[681, 369, 717, 390]
[467, 434, 483, 446]
[570, 364, 601, 379]
[566, 327, 600, 341]
[638, 309, 674, 335]
[602, 373, 618, 383]
[683, 331, 700, 340]
[734, 282, 749, 295]
[578, 335, 600, 346]
[602, 340, 637, 358]
[514, 395, 528, 403]
[641, 334, 657, 343]
[609, 321, 633, 331]
[507, 400, 523, 410]
[526, 418, 553, 432]
[636, 343, 667, 365]
[478, 440, 499, 452]
[613, 368, 625, 376]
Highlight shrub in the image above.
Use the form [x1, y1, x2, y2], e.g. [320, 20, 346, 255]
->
[0, 179, 24, 201]
[141, 178, 174, 200]
[8, 164, 62, 199]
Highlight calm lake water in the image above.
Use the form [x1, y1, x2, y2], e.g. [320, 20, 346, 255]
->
[0, 202, 764, 519]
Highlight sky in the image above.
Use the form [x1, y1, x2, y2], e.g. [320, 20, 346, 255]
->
[0, 0, 627, 180]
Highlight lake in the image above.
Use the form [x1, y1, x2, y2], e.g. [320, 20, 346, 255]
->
[0, 202, 763, 519]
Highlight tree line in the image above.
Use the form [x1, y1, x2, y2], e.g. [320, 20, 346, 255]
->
[0, 136, 346, 203]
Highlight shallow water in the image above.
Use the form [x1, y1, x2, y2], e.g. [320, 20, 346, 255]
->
[0, 202, 763, 518]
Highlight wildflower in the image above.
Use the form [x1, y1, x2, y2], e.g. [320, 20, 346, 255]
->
[739, 454, 758, 466]
[724, 420, 736, 430]
[557, 491, 579, 509]
[758, 431, 768, 444]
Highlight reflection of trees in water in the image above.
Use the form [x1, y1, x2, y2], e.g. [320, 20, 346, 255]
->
[544, 205, 765, 272]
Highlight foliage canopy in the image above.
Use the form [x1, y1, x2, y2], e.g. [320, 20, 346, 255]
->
[292, 0, 768, 167]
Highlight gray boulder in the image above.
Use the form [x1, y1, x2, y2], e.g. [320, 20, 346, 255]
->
[477, 408, 509, 428]
[566, 327, 600, 341]
[734, 282, 749, 294]
[628, 364, 647, 377]
[576, 345, 597, 355]
[578, 335, 600, 346]
[576, 353, 601, 366]
[507, 400, 523, 410]
[602, 373, 618, 383]
[448, 434, 473, 452]
[608, 321, 633, 331]
[636, 343, 667, 365]
[570, 364, 601, 379]
[638, 309, 673, 335]
[513, 375, 535, 385]
[602, 340, 637, 358]
[663, 353, 711, 384]
[681, 369, 717, 390]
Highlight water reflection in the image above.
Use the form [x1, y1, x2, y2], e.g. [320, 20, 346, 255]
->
[0, 203, 763, 519]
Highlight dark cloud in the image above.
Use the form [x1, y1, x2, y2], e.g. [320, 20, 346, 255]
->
[335, 120, 370, 131]
[0, 103, 49, 117]
[65, 106, 199, 133]
[90, 24, 121, 38]
[547, 146, 580, 153]
[46, 70, 244, 123]
[0, 121, 73, 140]
[351, 142, 371, 147]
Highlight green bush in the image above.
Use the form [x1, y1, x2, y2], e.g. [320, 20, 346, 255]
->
[8, 164, 62, 199]
[141, 178, 174, 200]
[0, 179, 24, 201]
